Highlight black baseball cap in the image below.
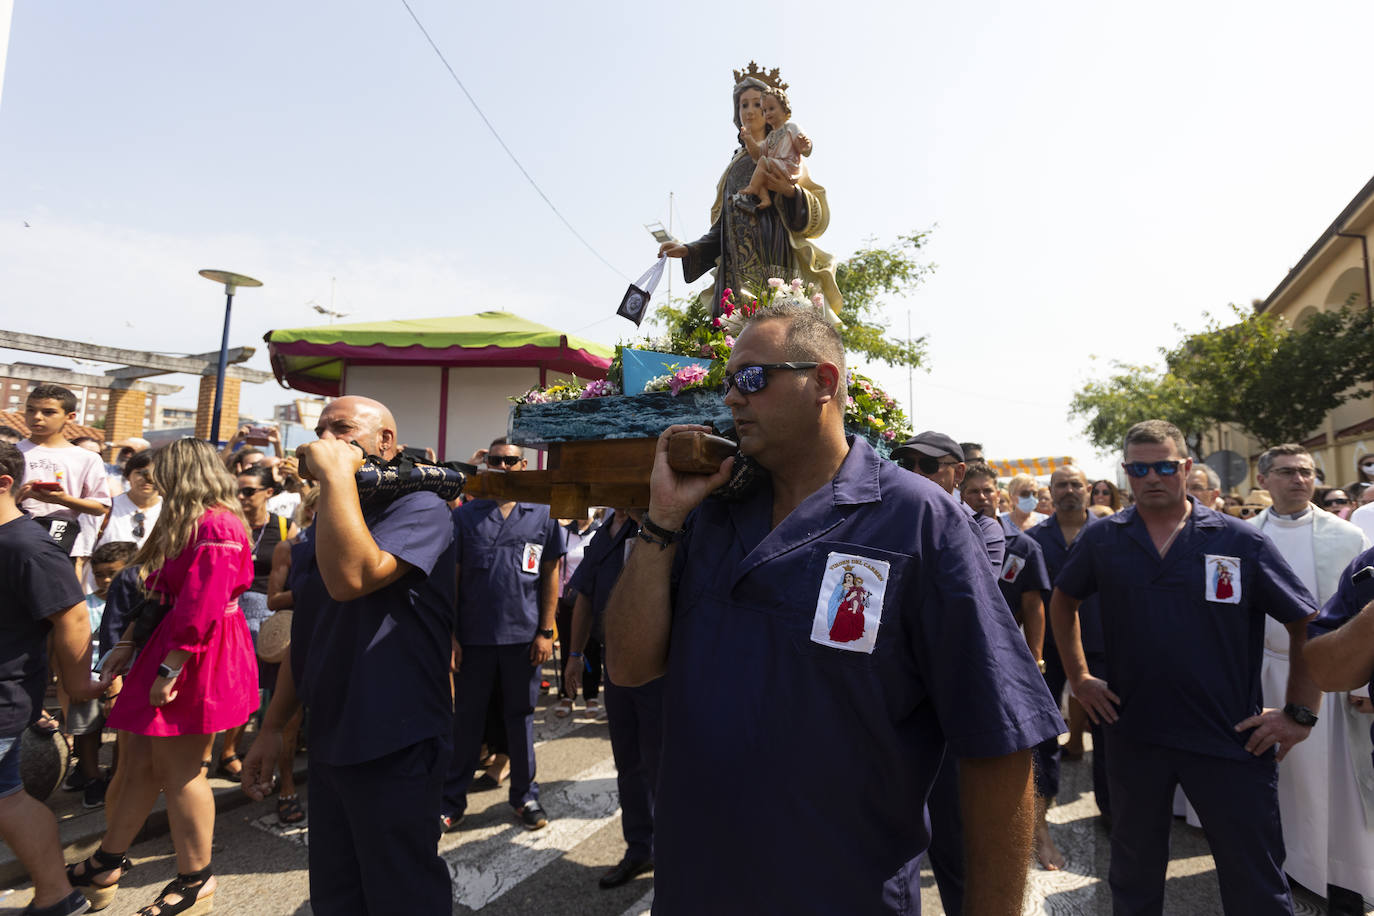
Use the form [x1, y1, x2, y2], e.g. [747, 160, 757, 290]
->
[891, 431, 964, 463]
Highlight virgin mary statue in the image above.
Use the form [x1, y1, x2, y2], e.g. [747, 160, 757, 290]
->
[660, 65, 843, 319]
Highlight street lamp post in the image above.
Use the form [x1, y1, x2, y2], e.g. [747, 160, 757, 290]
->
[198, 269, 263, 445]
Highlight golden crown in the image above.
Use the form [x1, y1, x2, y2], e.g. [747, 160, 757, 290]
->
[732, 61, 788, 92]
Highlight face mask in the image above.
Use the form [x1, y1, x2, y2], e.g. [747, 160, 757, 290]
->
[1017, 495, 1039, 513]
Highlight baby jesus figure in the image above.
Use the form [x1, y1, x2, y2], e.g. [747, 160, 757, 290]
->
[733, 87, 812, 213]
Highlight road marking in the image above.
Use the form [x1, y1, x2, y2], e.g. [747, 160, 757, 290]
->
[621, 887, 654, 916]
[443, 756, 621, 910]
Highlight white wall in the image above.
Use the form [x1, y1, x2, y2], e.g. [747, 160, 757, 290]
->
[345, 365, 441, 455]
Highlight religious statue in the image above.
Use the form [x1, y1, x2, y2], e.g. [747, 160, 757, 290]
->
[734, 86, 811, 213]
[658, 62, 843, 319]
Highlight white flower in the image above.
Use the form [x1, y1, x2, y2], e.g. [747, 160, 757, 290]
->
[767, 277, 784, 289]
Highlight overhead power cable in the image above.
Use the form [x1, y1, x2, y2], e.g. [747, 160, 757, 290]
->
[398, 0, 630, 283]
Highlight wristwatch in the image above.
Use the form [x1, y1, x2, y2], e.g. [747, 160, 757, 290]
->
[1283, 703, 1318, 727]
[537, 628, 555, 639]
[156, 663, 182, 680]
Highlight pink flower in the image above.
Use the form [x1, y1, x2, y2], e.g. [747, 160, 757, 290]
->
[811, 293, 824, 308]
[724, 335, 735, 348]
[712, 317, 723, 328]
[580, 379, 616, 398]
[723, 288, 733, 298]
[722, 300, 735, 317]
[700, 344, 713, 357]
[882, 430, 897, 441]
[767, 277, 784, 289]
[790, 278, 804, 292]
[669, 363, 709, 395]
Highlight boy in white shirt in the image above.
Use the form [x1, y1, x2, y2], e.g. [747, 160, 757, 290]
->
[17, 385, 109, 556]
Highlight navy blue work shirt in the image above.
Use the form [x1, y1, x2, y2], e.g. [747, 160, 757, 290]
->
[289, 490, 456, 766]
[565, 512, 637, 647]
[961, 500, 1005, 570]
[0, 515, 86, 736]
[1028, 510, 1106, 654]
[997, 515, 1051, 621]
[1309, 544, 1374, 768]
[1055, 498, 1317, 760]
[453, 500, 565, 646]
[654, 437, 1063, 915]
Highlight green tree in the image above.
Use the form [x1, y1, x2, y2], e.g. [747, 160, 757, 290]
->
[833, 231, 934, 368]
[1166, 304, 1374, 447]
[652, 230, 935, 369]
[1070, 303, 1374, 455]
[1069, 361, 1211, 456]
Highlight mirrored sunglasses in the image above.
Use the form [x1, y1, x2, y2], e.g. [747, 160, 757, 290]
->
[721, 362, 818, 397]
[1122, 460, 1184, 479]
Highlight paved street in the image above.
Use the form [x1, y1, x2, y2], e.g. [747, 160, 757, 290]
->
[1, 690, 1366, 915]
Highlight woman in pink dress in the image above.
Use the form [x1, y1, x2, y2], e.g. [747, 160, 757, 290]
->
[66, 438, 256, 916]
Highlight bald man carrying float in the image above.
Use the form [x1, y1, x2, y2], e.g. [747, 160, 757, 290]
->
[242, 397, 457, 915]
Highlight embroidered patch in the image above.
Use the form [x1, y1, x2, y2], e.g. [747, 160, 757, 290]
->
[1204, 554, 1241, 604]
[520, 543, 543, 575]
[810, 551, 890, 654]
[1001, 553, 1025, 583]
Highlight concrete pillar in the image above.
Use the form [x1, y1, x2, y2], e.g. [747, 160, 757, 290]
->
[195, 375, 241, 443]
[104, 389, 147, 458]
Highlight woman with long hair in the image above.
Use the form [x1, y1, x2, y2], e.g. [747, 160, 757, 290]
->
[67, 438, 257, 915]
[1089, 479, 1123, 513]
[213, 465, 297, 782]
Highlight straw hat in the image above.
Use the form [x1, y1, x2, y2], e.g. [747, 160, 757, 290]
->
[257, 610, 293, 664]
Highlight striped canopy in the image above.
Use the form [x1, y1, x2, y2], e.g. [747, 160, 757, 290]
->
[987, 456, 1076, 478]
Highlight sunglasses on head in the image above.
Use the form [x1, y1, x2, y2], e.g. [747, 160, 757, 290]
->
[1122, 460, 1184, 479]
[721, 362, 818, 397]
[486, 454, 522, 467]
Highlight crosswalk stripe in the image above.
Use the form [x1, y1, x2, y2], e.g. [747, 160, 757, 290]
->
[444, 756, 622, 910]
[621, 887, 654, 916]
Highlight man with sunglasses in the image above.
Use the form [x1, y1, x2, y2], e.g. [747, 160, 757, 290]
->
[1249, 444, 1372, 915]
[605, 302, 1062, 915]
[1050, 420, 1321, 915]
[444, 437, 565, 833]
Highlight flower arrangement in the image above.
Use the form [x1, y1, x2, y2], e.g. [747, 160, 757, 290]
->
[513, 378, 620, 405]
[516, 277, 910, 447]
[847, 371, 911, 442]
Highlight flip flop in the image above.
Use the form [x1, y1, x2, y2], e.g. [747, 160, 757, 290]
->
[553, 697, 574, 719]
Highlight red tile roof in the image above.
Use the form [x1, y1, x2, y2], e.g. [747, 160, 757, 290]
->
[0, 409, 105, 444]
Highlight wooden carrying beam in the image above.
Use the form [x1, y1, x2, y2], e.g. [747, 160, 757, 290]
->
[462, 432, 736, 516]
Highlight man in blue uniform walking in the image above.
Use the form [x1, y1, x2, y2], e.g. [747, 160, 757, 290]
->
[606, 301, 1063, 915]
[1050, 419, 1320, 915]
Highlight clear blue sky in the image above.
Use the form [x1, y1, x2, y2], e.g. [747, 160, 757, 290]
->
[3, 1, 1374, 479]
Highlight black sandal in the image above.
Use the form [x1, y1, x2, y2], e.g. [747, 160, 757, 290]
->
[276, 793, 305, 825]
[66, 846, 129, 912]
[137, 866, 214, 916]
[214, 755, 242, 783]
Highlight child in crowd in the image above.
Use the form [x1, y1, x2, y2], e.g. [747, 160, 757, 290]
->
[734, 86, 812, 213]
[62, 541, 138, 808]
[18, 384, 110, 556]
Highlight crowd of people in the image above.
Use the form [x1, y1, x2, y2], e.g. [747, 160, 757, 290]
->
[1, 308, 1373, 915]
